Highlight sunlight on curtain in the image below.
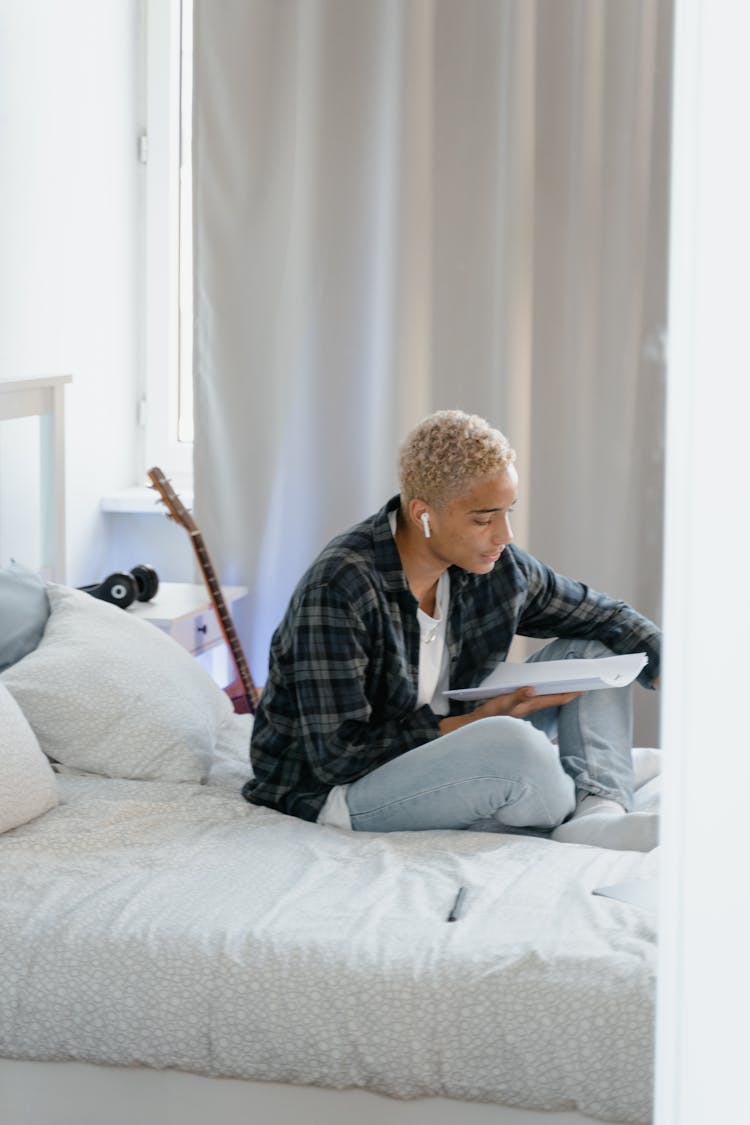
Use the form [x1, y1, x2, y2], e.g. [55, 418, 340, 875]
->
[192, 0, 670, 734]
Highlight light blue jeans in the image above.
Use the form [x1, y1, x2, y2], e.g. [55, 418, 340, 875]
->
[346, 638, 635, 833]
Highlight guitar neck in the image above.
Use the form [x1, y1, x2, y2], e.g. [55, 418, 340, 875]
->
[146, 466, 260, 713]
[189, 530, 260, 712]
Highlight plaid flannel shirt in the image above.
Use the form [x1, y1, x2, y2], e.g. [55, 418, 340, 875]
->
[244, 496, 661, 821]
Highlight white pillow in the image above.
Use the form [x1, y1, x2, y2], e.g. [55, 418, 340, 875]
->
[1, 584, 235, 781]
[0, 683, 58, 833]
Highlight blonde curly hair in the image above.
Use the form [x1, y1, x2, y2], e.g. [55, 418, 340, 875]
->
[398, 410, 515, 508]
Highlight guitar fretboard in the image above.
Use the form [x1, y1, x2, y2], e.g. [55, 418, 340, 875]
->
[147, 466, 260, 713]
[189, 529, 259, 709]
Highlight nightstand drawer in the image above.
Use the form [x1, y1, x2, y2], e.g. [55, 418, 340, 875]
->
[167, 609, 223, 654]
[128, 582, 248, 660]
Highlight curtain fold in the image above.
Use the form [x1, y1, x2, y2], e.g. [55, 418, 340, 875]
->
[193, 0, 670, 744]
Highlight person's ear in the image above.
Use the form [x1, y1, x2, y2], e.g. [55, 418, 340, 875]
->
[408, 498, 433, 539]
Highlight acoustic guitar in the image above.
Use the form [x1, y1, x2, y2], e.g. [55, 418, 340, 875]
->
[148, 467, 261, 714]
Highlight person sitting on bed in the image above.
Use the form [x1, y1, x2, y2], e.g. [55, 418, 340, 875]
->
[244, 409, 661, 851]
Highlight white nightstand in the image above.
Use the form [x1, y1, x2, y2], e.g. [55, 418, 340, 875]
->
[128, 581, 248, 687]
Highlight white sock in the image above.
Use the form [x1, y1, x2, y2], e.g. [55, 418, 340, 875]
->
[551, 794, 659, 852]
[631, 747, 662, 789]
[633, 775, 660, 813]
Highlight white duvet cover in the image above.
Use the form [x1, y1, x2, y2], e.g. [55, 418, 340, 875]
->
[0, 740, 657, 1125]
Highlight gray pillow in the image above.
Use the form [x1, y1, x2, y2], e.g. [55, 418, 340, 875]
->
[0, 562, 50, 672]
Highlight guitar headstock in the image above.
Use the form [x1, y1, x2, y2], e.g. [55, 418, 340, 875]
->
[147, 466, 198, 533]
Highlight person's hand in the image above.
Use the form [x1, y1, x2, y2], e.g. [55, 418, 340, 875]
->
[438, 686, 583, 735]
[475, 686, 583, 720]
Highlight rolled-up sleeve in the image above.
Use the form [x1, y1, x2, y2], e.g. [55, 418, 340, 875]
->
[512, 550, 662, 686]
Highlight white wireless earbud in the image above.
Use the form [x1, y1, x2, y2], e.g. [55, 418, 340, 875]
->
[420, 512, 431, 538]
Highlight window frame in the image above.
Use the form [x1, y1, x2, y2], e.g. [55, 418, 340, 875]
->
[142, 0, 193, 485]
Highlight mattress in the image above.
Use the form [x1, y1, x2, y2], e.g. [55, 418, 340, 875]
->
[0, 733, 657, 1125]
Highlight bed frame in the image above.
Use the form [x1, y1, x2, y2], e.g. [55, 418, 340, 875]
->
[0, 1060, 601, 1125]
[0, 375, 71, 582]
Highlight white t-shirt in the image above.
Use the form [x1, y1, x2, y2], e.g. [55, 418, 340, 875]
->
[415, 571, 451, 715]
[318, 513, 450, 830]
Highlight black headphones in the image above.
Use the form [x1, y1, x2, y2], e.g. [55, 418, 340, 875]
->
[79, 564, 159, 610]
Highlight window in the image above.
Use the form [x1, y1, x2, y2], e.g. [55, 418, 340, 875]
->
[142, 0, 193, 483]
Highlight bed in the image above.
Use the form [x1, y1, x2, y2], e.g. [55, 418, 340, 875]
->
[0, 570, 659, 1125]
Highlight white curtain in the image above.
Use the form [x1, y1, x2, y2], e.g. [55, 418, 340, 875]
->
[192, 0, 671, 743]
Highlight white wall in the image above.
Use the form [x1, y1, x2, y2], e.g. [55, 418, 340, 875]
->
[0, 0, 192, 586]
